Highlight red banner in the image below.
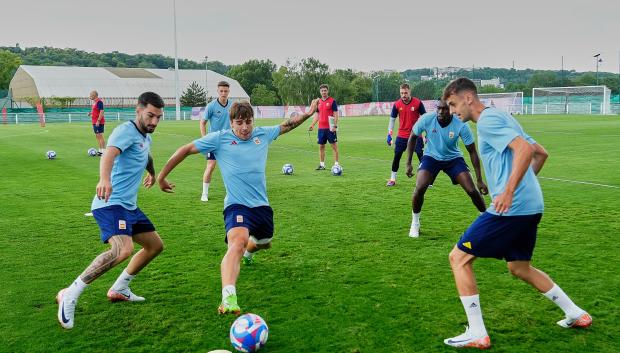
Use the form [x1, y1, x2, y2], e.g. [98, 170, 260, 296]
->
[36, 102, 45, 127]
[1, 107, 6, 124]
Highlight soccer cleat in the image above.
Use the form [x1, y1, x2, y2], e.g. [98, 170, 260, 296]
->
[107, 288, 145, 302]
[56, 288, 76, 329]
[409, 223, 420, 238]
[386, 180, 396, 187]
[242, 256, 254, 266]
[557, 312, 592, 328]
[315, 165, 326, 170]
[96, 152, 103, 156]
[444, 327, 491, 349]
[200, 194, 209, 202]
[218, 295, 241, 315]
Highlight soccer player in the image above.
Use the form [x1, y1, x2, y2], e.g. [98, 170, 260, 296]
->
[404, 98, 488, 238]
[88, 90, 106, 155]
[200, 81, 232, 201]
[308, 84, 340, 170]
[56, 92, 165, 330]
[442, 78, 591, 349]
[386, 83, 426, 186]
[157, 99, 320, 315]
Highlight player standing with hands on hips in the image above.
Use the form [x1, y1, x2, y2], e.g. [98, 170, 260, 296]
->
[308, 84, 340, 170]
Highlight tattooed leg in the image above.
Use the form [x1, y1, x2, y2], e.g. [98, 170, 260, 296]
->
[79, 235, 133, 284]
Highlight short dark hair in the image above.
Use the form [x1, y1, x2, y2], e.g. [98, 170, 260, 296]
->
[217, 81, 230, 88]
[400, 83, 410, 90]
[229, 101, 254, 120]
[442, 77, 478, 100]
[319, 84, 329, 90]
[138, 91, 165, 109]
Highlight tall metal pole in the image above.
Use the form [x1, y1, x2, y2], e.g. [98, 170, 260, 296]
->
[173, 0, 180, 120]
[205, 56, 208, 104]
[594, 53, 601, 85]
[561, 56, 564, 85]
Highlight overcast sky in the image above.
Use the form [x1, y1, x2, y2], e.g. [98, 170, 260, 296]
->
[1, 0, 618, 73]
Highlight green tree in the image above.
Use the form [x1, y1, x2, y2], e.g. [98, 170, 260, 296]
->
[299, 57, 330, 104]
[272, 64, 302, 105]
[0, 50, 22, 89]
[411, 81, 437, 100]
[478, 85, 506, 94]
[527, 72, 560, 89]
[180, 81, 206, 107]
[251, 84, 278, 105]
[373, 72, 404, 102]
[227, 59, 276, 95]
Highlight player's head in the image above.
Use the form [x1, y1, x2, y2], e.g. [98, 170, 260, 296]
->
[136, 92, 164, 133]
[319, 84, 329, 99]
[443, 78, 479, 122]
[229, 101, 254, 140]
[217, 81, 230, 100]
[436, 98, 451, 119]
[399, 83, 411, 101]
[89, 90, 98, 100]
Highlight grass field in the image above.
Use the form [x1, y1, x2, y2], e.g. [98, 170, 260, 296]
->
[1, 115, 619, 353]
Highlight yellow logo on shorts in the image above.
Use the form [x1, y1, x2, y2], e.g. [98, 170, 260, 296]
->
[462, 241, 472, 249]
[236, 215, 244, 223]
[119, 220, 127, 230]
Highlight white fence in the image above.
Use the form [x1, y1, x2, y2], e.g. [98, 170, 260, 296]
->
[0, 111, 197, 124]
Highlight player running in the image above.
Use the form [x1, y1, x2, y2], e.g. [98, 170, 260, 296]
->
[405, 98, 488, 237]
[56, 92, 165, 329]
[157, 99, 320, 315]
[386, 83, 426, 186]
[442, 78, 591, 349]
[200, 81, 232, 202]
[308, 84, 340, 170]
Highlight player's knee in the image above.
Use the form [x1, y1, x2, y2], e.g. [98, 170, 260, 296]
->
[228, 238, 247, 254]
[465, 188, 479, 198]
[507, 263, 529, 279]
[149, 238, 164, 255]
[448, 247, 466, 267]
[117, 243, 134, 261]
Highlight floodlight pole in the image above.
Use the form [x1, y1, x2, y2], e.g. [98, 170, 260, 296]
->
[173, 0, 180, 120]
[205, 56, 209, 104]
[594, 54, 601, 85]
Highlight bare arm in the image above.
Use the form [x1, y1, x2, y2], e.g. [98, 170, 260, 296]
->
[143, 154, 156, 188]
[493, 136, 534, 213]
[333, 110, 339, 128]
[200, 119, 208, 136]
[156, 143, 201, 192]
[530, 143, 548, 175]
[308, 112, 319, 131]
[405, 133, 419, 178]
[465, 143, 488, 194]
[96, 146, 121, 202]
[281, 99, 319, 135]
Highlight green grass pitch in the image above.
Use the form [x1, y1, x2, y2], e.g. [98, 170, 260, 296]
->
[0, 115, 619, 352]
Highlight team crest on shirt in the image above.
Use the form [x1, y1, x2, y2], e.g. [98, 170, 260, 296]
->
[449, 131, 455, 139]
[411, 107, 415, 111]
[253, 137, 261, 145]
[119, 220, 127, 230]
[432, 129, 437, 133]
[399, 107, 403, 111]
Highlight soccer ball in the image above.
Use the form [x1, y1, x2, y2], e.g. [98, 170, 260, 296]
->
[230, 313, 269, 352]
[282, 163, 294, 175]
[46, 150, 57, 159]
[331, 164, 343, 176]
[88, 148, 98, 157]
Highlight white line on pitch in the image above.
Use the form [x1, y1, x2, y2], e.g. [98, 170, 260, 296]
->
[0, 130, 49, 139]
[539, 177, 619, 189]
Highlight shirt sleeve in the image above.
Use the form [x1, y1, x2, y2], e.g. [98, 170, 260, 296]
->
[331, 100, 338, 112]
[107, 124, 133, 152]
[460, 123, 475, 145]
[391, 104, 398, 118]
[412, 114, 428, 136]
[418, 101, 426, 115]
[193, 131, 220, 154]
[203, 104, 212, 121]
[265, 125, 281, 142]
[96, 101, 104, 110]
[478, 114, 519, 153]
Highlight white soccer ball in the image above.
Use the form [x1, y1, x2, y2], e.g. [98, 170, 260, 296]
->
[46, 150, 57, 159]
[88, 148, 98, 157]
[331, 164, 343, 176]
[281, 163, 294, 175]
[230, 313, 269, 352]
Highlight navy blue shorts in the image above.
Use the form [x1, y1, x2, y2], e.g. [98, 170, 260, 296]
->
[419, 155, 469, 184]
[92, 205, 155, 243]
[93, 124, 105, 134]
[394, 136, 409, 154]
[205, 152, 216, 161]
[223, 204, 274, 244]
[457, 212, 542, 261]
[317, 128, 337, 144]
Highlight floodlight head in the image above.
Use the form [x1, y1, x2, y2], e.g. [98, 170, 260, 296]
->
[593, 53, 601, 58]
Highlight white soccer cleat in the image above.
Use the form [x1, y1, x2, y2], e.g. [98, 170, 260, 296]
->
[409, 223, 420, 238]
[444, 326, 491, 349]
[107, 288, 145, 302]
[201, 194, 209, 202]
[56, 288, 76, 329]
[557, 312, 592, 328]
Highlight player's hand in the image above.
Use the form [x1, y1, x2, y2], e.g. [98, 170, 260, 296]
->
[386, 131, 393, 146]
[406, 163, 414, 178]
[330, 125, 337, 132]
[95, 121, 100, 127]
[477, 180, 488, 195]
[309, 98, 320, 113]
[492, 191, 513, 214]
[88, 112, 91, 117]
[308, 125, 314, 131]
[96, 179, 113, 202]
[143, 174, 155, 188]
[158, 178, 175, 193]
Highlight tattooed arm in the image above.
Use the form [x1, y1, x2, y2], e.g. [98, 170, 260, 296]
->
[280, 99, 320, 135]
[143, 154, 156, 188]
